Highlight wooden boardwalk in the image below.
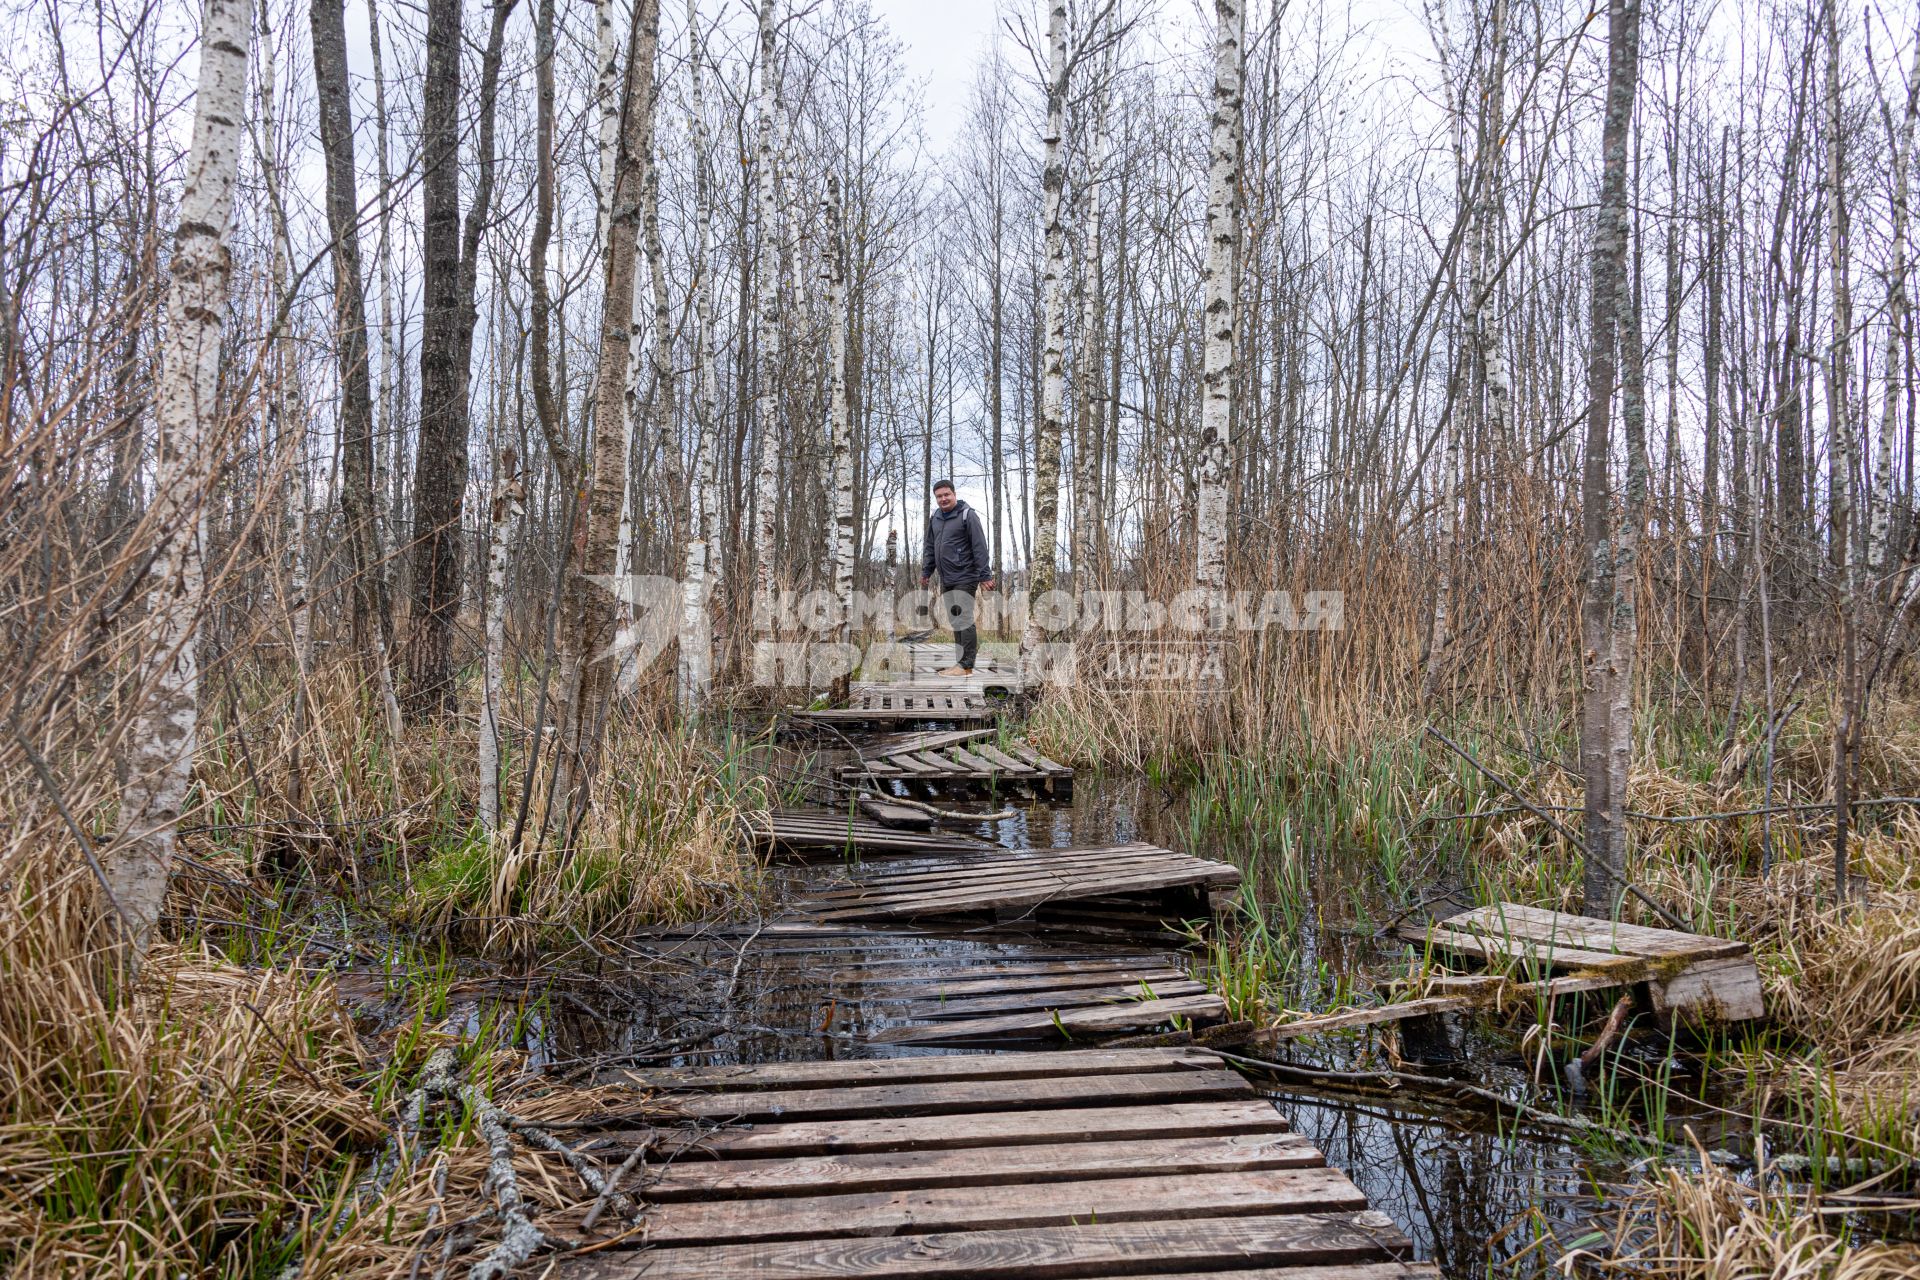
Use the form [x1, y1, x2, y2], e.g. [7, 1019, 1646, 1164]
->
[799, 842, 1243, 927]
[562, 1047, 1435, 1279]
[844, 728, 1075, 796]
[746, 809, 987, 857]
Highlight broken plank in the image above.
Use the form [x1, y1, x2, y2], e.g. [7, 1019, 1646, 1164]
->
[875, 992, 1228, 1044]
[904, 979, 1210, 1019]
[1443, 903, 1748, 960]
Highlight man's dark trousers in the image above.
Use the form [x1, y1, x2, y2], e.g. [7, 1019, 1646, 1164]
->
[940, 582, 979, 670]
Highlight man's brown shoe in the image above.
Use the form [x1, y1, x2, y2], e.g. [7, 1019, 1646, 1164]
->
[937, 666, 970, 676]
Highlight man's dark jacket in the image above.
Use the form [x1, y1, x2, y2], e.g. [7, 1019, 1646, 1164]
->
[922, 500, 992, 586]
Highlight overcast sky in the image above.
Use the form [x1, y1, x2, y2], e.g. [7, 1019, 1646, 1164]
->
[866, 0, 1005, 154]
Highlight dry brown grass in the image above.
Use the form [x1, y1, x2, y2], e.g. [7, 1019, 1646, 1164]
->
[0, 858, 383, 1278]
[1598, 1137, 1920, 1279]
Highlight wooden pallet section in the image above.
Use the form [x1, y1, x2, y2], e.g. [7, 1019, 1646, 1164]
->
[844, 728, 1075, 795]
[790, 686, 999, 726]
[747, 809, 987, 857]
[1398, 901, 1764, 1027]
[563, 1048, 1435, 1279]
[799, 842, 1242, 926]
[840, 951, 1225, 1044]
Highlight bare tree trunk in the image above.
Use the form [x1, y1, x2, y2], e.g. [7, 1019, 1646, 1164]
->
[553, 0, 660, 839]
[407, 0, 517, 718]
[1024, 0, 1070, 660]
[1823, 0, 1856, 901]
[106, 0, 253, 975]
[679, 0, 720, 710]
[752, 0, 783, 604]
[1195, 0, 1245, 611]
[1073, 104, 1110, 584]
[366, 0, 399, 595]
[480, 449, 524, 835]
[1579, 0, 1640, 916]
[825, 175, 855, 700]
[312, 0, 396, 722]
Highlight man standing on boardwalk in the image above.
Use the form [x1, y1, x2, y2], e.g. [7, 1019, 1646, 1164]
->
[920, 480, 995, 676]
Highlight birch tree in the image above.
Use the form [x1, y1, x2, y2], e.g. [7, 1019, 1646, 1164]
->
[1195, 0, 1245, 614]
[105, 0, 252, 974]
[752, 0, 784, 604]
[1023, 0, 1071, 660]
[679, 0, 721, 710]
[479, 448, 524, 835]
[825, 173, 855, 698]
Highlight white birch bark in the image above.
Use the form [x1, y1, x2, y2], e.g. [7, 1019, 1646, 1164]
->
[1023, 0, 1070, 660]
[1194, 0, 1245, 606]
[1872, 35, 1919, 574]
[679, 0, 721, 709]
[751, 0, 783, 605]
[825, 175, 855, 675]
[106, 0, 252, 972]
[480, 449, 524, 836]
[366, 0, 397, 563]
[594, 0, 623, 250]
[1072, 103, 1109, 580]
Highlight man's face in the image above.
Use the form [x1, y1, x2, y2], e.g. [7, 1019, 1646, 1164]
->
[934, 486, 957, 512]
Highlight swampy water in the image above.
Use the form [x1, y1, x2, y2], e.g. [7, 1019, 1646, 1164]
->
[397, 769, 1767, 1277]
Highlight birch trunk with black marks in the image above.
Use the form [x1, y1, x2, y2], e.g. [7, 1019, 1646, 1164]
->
[679, 0, 720, 710]
[825, 174, 854, 700]
[107, 0, 252, 974]
[1023, 0, 1070, 660]
[480, 449, 524, 836]
[1195, 0, 1244, 611]
[752, 0, 783, 605]
[1073, 104, 1109, 583]
[1823, 0, 1856, 901]
[1580, 0, 1640, 916]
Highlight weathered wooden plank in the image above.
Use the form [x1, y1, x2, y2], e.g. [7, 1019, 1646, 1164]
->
[1647, 954, 1766, 1025]
[867, 967, 1193, 1001]
[637, 1132, 1324, 1201]
[906, 979, 1210, 1019]
[875, 993, 1229, 1043]
[658, 1068, 1251, 1122]
[811, 849, 1208, 900]
[970, 742, 1043, 775]
[622, 1099, 1291, 1158]
[619, 1047, 1217, 1093]
[1070, 1268, 1440, 1280]
[1443, 903, 1747, 960]
[810, 862, 1241, 922]
[565, 1212, 1411, 1279]
[640, 1167, 1371, 1244]
[826, 956, 1178, 984]
[1403, 924, 1643, 972]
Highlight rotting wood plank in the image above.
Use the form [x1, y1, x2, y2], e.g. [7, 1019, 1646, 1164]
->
[619, 1047, 1219, 1092]
[657, 1068, 1252, 1123]
[808, 847, 1201, 898]
[1068, 1268, 1439, 1280]
[806, 863, 1227, 912]
[640, 1167, 1372, 1244]
[826, 956, 1180, 984]
[874, 992, 1228, 1044]
[904, 979, 1211, 1019]
[1401, 924, 1642, 973]
[808, 861, 1240, 924]
[563, 1212, 1413, 1280]
[613, 1098, 1292, 1158]
[867, 967, 1193, 1000]
[1443, 903, 1747, 960]
[636, 1132, 1326, 1201]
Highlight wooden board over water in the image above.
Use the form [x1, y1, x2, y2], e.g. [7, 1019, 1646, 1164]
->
[563, 1047, 1435, 1279]
[1399, 901, 1764, 1027]
[747, 809, 986, 857]
[846, 728, 1075, 796]
[799, 841, 1242, 928]
[789, 643, 1027, 727]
